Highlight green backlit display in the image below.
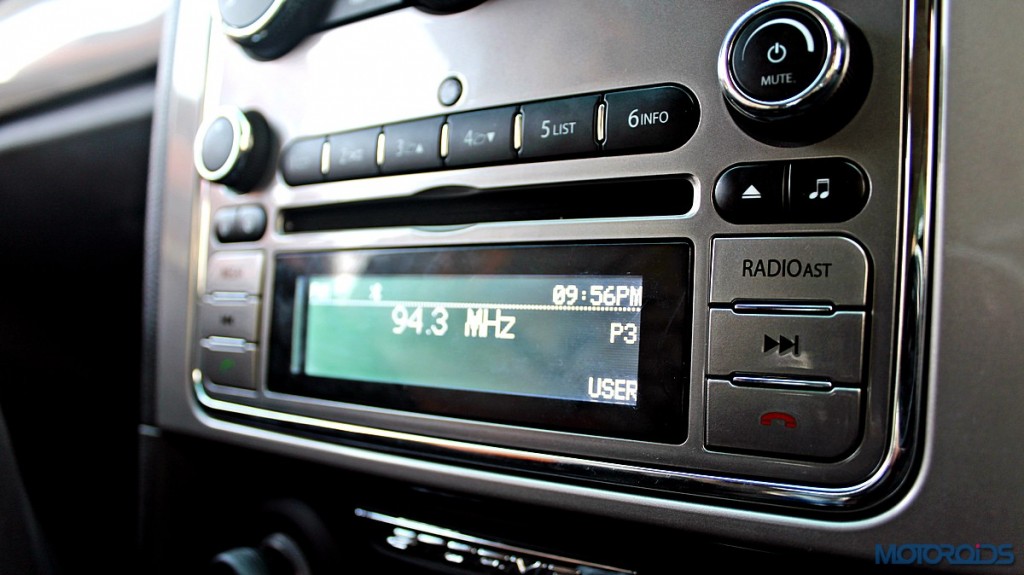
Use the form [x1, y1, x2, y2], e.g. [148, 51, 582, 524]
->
[300, 274, 644, 406]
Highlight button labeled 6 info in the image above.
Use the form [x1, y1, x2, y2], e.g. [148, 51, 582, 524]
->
[603, 85, 699, 152]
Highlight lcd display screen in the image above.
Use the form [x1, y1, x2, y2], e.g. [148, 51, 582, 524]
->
[301, 274, 644, 406]
[267, 243, 690, 441]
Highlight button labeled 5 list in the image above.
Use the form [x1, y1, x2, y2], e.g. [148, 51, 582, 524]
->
[519, 95, 599, 159]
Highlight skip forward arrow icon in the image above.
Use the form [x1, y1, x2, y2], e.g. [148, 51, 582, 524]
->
[763, 334, 800, 356]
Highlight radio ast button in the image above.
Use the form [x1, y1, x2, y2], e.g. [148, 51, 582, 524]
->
[707, 309, 865, 384]
[207, 251, 265, 295]
[711, 236, 869, 306]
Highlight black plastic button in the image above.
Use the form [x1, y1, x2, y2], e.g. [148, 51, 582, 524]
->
[381, 117, 444, 175]
[706, 379, 861, 460]
[789, 159, 868, 222]
[214, 205, 267, 243]
[730, 8, 828, 103]
[714, 163, 786, 223]
[603, 86, 699, 152]
[201, 338, 257, 390]
[213, 207, 237, 242]
[445, 106, 516, 167]
[280, 137, 325, 186]
[519, 96, 599, 159]
[199, 296, 260, 341]
[235, 205, 267, 241]
[326, 128, 380, 181]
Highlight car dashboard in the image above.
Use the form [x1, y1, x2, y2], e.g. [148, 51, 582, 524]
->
[0, 0, 1022, 573]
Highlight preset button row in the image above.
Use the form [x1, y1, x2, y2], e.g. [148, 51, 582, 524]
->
[280, 85, 699, 185]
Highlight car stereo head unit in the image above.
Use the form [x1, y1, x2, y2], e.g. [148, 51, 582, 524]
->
[154, 0, 930, 514]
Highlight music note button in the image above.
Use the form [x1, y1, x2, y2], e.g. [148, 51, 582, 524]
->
[789, 158, 868, 222]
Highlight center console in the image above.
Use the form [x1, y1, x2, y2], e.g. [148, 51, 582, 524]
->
[150, 0, 932, 567]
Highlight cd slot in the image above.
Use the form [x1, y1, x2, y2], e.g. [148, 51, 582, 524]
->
[280, 176, 693, 233]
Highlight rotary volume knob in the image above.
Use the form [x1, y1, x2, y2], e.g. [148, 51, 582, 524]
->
[219, 0, 332, 61]
[718, 0, 870, 143]
[194, 107, 274, 193]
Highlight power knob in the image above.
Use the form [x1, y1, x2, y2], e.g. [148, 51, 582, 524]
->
[718, 0, 870, 144]
[194, 107, 274, 193]
[219, 0, 332, 60]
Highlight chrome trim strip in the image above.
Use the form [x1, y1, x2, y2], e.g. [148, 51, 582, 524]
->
[718, 0, 850, 117]
[732, 302, 835, 314]
[355, 509, 635, 574]
[731, 375, 833, 390]
[196, 378, 897, 508]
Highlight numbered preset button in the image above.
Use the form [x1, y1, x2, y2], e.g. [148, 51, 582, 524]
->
[445, 106, 517, 167]
[603, 85, 699, 152]
[381, 117, 445, 175]
[519, 95, 599, 159]
[327, 127, 380, 181]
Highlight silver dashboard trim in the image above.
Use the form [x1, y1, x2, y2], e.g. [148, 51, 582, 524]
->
[731, 375, 834, 390]
[195, 376, 897, 509]
[158, 0, 933, 515]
